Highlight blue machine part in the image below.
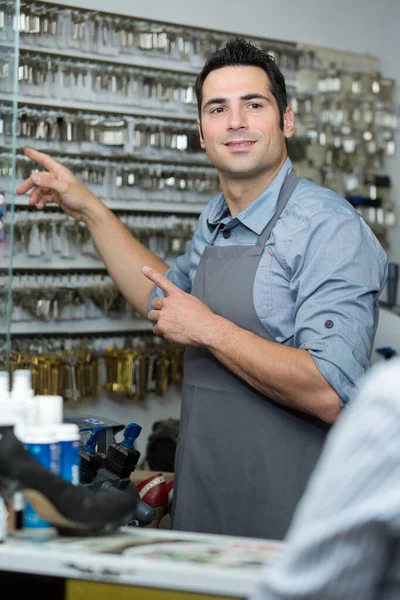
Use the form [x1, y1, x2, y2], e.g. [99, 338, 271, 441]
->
[121, 423, 142, 449]
[82, 428, 107, 455]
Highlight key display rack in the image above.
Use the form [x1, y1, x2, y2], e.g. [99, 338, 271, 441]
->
[0, 0, 398, 402]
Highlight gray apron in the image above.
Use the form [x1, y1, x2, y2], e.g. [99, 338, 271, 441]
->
[172, 171, 330, 540]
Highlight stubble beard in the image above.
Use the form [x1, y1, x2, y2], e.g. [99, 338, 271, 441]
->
[213, 154, 271, 181]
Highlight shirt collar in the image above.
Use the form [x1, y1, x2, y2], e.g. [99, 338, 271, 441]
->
[207, 157, 293, 235]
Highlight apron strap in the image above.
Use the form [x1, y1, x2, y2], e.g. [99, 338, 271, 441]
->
[256, 170, 298, 248]
[209, 170, 298, 248]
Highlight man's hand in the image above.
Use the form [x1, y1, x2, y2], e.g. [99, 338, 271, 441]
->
[143, 266, 217, 346]
[143, 272, 341, 423]
[16, 148, 102, 222]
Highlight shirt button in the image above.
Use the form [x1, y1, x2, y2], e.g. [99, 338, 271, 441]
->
[222, 230, 231, 239]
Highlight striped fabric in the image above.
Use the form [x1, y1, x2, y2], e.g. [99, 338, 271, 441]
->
[251, 359, 400, 600]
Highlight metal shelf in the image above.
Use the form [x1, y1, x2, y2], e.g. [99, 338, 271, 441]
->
[0, 92, 197, 122]
[11, 255, 106, 270]
[10, 254, 175, 271]
[7, 195, 206, 214]
[103, 200, 206, 213]
[3, 21, 210, 342]
[18, 44, 200, 76]
[10, 316, 153, 336]
[0, 143, 209, 167]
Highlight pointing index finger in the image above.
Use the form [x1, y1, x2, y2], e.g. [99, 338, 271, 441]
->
[24, 147, 64, 176]
[142, 266, 177, 295]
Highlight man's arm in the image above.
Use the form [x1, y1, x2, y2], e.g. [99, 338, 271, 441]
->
[82, 203, 169, 318]
[200, 316, 341, 424]
[145, 209, 387, 424]
[286, 209, 387, 408]
[144, 267, 340, 424]
[16, 149, 169, 317]
[250, 359, 400, 600]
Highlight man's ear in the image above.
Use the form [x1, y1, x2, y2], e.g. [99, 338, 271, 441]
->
[283, 107, 295, 139]
[197, 118, 206, 149]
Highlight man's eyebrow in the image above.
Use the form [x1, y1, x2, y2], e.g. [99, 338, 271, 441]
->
[240, 93, 270, 102]
[202, 93, 270, 112]
[202, 97, 227, 111]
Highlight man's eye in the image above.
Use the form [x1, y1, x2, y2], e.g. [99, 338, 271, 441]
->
[249, 103, 262, 109]
[210, 107, 224, 114]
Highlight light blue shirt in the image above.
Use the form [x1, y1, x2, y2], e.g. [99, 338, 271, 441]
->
[150, 157, 388, 405]
[251, 358, 400, 600]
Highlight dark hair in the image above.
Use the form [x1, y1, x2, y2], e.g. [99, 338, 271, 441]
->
[195, 37, 288, 129]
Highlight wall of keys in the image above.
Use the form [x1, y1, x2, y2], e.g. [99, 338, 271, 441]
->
[3, 333, 184, 402]
[11, 210, 197, 265]
[0, 0, 398, 404]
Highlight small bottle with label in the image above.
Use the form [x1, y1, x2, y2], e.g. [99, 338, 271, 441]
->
[22, 426, 60, 530]
[55, 424, 80, 485]
[12, 369, 37, 527]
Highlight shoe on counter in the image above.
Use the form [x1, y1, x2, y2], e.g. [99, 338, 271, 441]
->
[137, 473, 168, 528]
[0, 427, 140, 536]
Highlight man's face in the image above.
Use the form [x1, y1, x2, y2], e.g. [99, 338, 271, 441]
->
[197, 66, 294, 179]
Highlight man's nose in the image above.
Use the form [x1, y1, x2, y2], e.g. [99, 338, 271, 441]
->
[227, 106, 248, 131]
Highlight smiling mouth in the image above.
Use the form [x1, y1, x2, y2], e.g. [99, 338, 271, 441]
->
[224, 140, 256, 148]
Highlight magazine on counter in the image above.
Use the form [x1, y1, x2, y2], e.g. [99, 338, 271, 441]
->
[7, 527, 283, 569]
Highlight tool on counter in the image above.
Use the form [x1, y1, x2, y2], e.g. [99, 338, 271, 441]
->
[105, 423, 141, 478]
[79, 428, 105, 484]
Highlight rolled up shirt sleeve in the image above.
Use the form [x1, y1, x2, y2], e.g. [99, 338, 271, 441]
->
[287, 210, 388, 406]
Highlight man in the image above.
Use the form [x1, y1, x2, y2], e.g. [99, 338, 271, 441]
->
[251, 358, 400, 600]
[17, 38, 387, 540]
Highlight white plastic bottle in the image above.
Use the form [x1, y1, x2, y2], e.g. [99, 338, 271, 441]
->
[35, 395, 63, 428]
[11, 373, 61, 529]
[0, 371, 10, 402]
[0, 371, 15, 427]
[54, 424, 81, 485]
[11, 370, 36, 430]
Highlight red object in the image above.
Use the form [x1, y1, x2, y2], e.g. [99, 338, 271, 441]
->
[137, 473, 168, 507]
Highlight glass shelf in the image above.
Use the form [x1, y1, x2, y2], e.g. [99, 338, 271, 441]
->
[0, 0, 20, 365]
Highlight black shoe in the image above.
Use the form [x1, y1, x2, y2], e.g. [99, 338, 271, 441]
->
[0, 427, 140, 536]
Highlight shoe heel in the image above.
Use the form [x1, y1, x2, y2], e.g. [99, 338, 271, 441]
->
[0, 476, 19, 504]
[0, 429, 138, 536]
